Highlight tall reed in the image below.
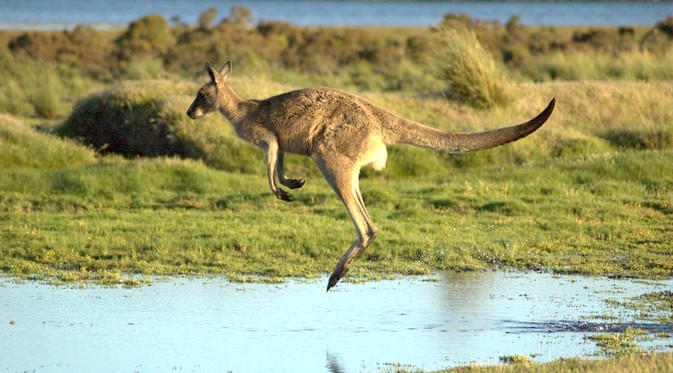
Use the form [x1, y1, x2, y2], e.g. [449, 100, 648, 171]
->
[432, 21, 512, 109]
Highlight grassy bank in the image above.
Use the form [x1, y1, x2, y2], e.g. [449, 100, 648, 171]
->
[2, 149, 671, 284]
[2, 77, 672, 285]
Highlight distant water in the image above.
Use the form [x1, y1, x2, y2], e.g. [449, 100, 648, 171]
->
[0, 0, 671, 29]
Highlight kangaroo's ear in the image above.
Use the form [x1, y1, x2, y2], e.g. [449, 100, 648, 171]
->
[205, 61, 221, 85]
[219, 61, 232, 82]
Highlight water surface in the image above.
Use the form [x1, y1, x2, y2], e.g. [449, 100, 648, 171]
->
[1, 271, 672, 372]
[0, 0, 671, 29]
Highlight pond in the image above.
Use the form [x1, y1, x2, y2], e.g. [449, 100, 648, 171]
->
[1, 271, 672, 372]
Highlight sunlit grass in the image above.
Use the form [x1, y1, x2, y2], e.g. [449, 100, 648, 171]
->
[517, 48, 673, 82]
[1, 149, 671, 284]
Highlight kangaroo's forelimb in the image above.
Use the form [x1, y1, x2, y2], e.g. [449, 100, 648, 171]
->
[276, 152, 305, 190]
[262, 139, 293, 202]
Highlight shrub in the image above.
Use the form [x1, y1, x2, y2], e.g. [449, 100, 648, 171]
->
[431, 22, 512, 109]
[198, 8, 218, 31]
[57, 80, 259, 173]
[8, 31, 66, 61]
[224, 6, 254, 28]
[640, 16, 673, 53]
[572, 28, 621, 52]
[115, 14, 175, 58]
[124, 57, 165, 80]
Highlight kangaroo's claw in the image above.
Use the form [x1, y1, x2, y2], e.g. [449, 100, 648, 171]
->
[326, 273, 340, 292]
[287, 178, 305, 189]
[275, 188, 293, 202]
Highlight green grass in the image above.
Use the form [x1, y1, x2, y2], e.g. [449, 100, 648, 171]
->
[517, 49, 673, 82]
[1, 147, 671, 284]
[0, 113, 95, 170]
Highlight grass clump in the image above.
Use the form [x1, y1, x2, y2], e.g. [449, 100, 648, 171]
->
[432, 21, 511, 109]
[585, 328, 647, 357]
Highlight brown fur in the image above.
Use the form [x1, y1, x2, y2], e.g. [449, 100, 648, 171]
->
[187, 61, 555, 290]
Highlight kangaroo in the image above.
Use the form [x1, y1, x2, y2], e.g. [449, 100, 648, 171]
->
[187, 61, 555, 291]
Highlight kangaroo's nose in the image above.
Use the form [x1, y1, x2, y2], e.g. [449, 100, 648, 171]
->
[186, 108, 199, 119]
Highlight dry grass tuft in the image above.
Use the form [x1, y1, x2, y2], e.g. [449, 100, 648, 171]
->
[432, 21, 512, 109]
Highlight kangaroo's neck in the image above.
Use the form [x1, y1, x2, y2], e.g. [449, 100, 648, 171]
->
[217, 84, 250, 124]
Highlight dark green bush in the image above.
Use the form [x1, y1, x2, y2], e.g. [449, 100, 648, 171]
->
[57, 80, 260, 173]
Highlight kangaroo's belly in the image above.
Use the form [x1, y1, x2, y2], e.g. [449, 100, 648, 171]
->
[277, 133, 312, 156]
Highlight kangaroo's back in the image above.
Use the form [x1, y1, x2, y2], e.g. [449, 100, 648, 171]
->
[252, 87, 391, 157]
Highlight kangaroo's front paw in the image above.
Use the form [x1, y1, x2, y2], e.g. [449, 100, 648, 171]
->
[275, 188, 293, 202]
[286, 178, 305, 189]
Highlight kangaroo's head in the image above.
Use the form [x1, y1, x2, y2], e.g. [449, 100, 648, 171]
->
[186, 61, 232, 120]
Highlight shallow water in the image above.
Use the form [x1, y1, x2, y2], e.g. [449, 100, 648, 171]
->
[1, 271, 671, 372]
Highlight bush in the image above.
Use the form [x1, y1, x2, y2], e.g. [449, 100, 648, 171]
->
[198, 8, 218, 31]
[57, 80, 260, 173]
[115, 14, 175, 58]
[431, 22, 512, 109]
[640, 16, 673, 53]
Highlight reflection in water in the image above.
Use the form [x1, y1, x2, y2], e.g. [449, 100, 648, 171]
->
[325, 351, 346, 373]
[1, 271, 671, 372]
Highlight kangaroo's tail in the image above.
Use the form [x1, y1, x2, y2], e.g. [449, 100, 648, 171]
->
[390, 98, 555, 153]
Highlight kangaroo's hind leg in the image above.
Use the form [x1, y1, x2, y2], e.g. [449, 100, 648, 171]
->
[314, 153, 378, 291]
